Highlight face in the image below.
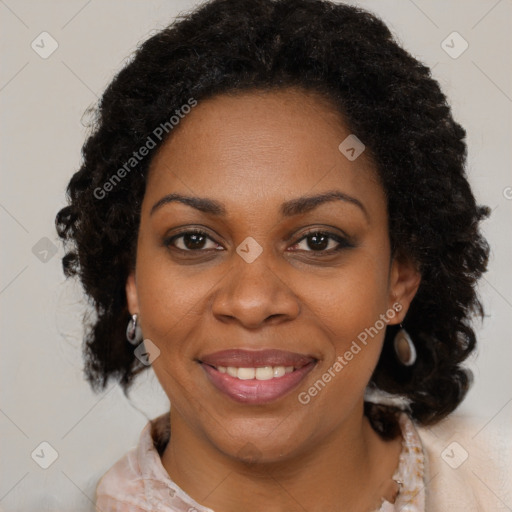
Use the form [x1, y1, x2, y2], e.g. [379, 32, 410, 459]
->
[126, 88, 420, 462]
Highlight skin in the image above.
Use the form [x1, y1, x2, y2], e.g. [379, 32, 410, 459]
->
[126, 88, 421, 512]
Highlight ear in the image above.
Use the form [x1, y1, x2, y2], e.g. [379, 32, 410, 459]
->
[125, 271, 139, 315]
[387, 253, 421, 325]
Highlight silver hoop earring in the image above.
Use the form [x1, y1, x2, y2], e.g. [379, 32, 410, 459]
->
[393, 325, 416, 366]
[126, 314, 143, 345]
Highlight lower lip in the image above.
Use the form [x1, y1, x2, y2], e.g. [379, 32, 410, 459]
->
[200, 362, 316, 404]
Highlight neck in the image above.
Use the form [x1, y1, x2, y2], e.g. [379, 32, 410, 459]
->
[161, 402, 402, 512]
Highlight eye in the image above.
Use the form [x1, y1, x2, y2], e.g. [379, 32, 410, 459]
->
[164, 228, 353, 255]
[164, 229, 223, 251]
[289, 230, 352, 253]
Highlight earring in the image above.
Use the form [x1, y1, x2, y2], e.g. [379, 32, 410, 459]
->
[126, 314, 143, 345]
[393, 324, 416, 366]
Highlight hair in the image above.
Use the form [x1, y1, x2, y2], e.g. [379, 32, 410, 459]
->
[55, 0, 491, 438]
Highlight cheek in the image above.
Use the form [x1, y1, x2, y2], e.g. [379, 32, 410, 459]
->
[302, 250, 390, 342]
[133, 255, 211, 406]
[137, 271, 205, 345]
[134, 236, 203, 328]
[297, 251, 391, 407]
[134, 248, 228, 377]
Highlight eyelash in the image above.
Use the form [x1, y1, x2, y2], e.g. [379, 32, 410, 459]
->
[164, 228, 353, 255]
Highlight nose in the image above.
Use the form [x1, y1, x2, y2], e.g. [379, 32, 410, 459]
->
[211, 251, 300, 329]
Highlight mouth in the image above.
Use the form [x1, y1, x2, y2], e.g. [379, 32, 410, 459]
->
[197, 349, 318, 404]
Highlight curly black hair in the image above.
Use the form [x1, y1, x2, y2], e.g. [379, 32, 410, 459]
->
[55, 0, 491, 438]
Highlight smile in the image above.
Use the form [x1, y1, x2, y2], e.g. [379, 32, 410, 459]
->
[215, 365, 296, 380]
[199, 360, 317, 404]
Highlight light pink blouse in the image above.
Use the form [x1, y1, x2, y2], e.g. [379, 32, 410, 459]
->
[95, 411, 425, 511]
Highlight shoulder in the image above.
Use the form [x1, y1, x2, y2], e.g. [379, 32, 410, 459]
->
[94, 411, 210, 512]
[94, 414, 169, 512]
[413, 410, 511, 511]
[94, 446, 150, 511]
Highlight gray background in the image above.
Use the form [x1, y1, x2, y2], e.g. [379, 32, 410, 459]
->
[1, 0, 511, 510]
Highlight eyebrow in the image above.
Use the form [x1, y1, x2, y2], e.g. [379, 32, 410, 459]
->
[150, 190, 369, 221]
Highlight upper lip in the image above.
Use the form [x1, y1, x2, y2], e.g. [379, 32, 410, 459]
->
[198, 349, 317, 368]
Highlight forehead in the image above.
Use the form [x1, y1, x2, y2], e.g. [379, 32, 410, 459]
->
[143, 88, 385, 218]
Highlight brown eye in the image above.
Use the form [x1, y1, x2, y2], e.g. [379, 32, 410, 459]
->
[304, 233, 330, 251]
[290, 231, 353, 253]
[165, 230, 222, 251]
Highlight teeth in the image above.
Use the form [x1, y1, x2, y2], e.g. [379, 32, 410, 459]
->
[238, 367, 256, 380]
[273, 366, 285, 378]
[226, 366, 237, 377]
[216, 365, 296, 380]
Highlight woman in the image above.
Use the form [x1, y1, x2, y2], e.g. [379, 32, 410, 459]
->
[55, 0, 500, 510]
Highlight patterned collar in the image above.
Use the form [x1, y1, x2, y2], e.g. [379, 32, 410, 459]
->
[135, 410, 425, 511]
